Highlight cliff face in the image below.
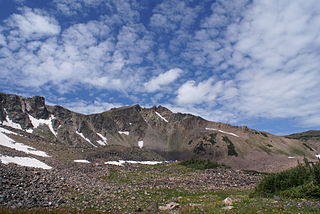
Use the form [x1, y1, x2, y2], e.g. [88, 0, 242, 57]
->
[0, 92, 318, 172]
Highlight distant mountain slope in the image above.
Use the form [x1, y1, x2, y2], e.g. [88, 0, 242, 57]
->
[285, 130, 320, 141]
[0, 92, 318, 172]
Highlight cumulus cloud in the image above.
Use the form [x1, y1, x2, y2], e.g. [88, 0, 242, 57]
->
[144, 68, 183, 92]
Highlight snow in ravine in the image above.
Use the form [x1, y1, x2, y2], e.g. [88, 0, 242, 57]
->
[0, 155, 52, 169]
[316, 154, 320, 159]
[205, 128, 239, 137]
[105, 160, 167, 166]
[74, 160, 91, 163]
[28, 114, 57, 136]
[155, 111, 168, 122]
[96, 133, 108, 145]
[118, 131, 129, 135]
[0, 129, 50, 157]
[1, 109, 22, 130]
[76, 131, 97, 147]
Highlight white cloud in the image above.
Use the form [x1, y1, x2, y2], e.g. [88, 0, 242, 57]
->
[0, 6, 154, 93]
[0, 34, 6, 46]
[144, 68, 183, 92]
[60, 99, 121, 115]
[174, 0, 320, 127]
[226, 0, 320, 126]
[175, 78, 234, 105]
[6, 8, 60, 38]
[176, 79, 213, 105]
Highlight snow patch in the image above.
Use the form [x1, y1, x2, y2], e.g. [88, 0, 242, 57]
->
[28, 114, 57, 136]
[0, 127, 22, 136]
[76, 131, 97, 148]
[1, 110, 22, 130]
[105, 160, 167, 166]
[138, 140, 144, 148]
[288, 156, 295, 159]
[105, 160, 125, 166]
[155, 111, 168, 123]
[0, 155, 52, 169]
[316, 154, 320, 159]
[118, 131, 129, 135]
[96, 133, 107, 145]
[0, 130, 50, 157]
[205, 128, 239, 137]
[74, 159, 91, 163]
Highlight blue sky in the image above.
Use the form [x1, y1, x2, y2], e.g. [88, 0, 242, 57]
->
[0, 0, 320, 135]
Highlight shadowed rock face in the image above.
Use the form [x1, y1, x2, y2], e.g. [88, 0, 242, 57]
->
[0, 93, 49, 129]
[0, 92, 318, 171]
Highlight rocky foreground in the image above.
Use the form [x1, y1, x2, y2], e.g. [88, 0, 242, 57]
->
[0, 162, 263, 212]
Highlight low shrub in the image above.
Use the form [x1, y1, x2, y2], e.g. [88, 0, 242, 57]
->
[179, 159, 227, 170]
[255, 159, 320, 199]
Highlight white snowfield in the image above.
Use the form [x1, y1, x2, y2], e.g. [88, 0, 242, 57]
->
[205, 128, 239, 137]
[155, 111, 168, 123]
[96, 133, 108, 145]
[0, 155, 52, 169]
[288, 156, 295, 159]
[76, 131, 97, 148]
[118, 131, 129, 135]
[105, 160, 167, 166]
[0, 128, 50, 157]
[28, 114, 57, 136]
[138, 140, 144, 148]
[74, 159, 91, 163]
[316, 154, 320, 159]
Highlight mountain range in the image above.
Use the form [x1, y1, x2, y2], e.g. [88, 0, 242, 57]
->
[0, 92, 319, 172]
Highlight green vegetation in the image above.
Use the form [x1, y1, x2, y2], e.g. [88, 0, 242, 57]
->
[255, 160, 320, 199]
[260, 132, 268, 137]
[102, 165, 193, 185]
[3, 190, 320, 214]
[207, 133, 218, 145]
[179, 159, 228, 170]
[193, 141, 206, 154]
[290, 148, 306, 156]
[0, 208, 108, 214]
[222, 136, 238, 156]
[242, 169, 270, 175]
